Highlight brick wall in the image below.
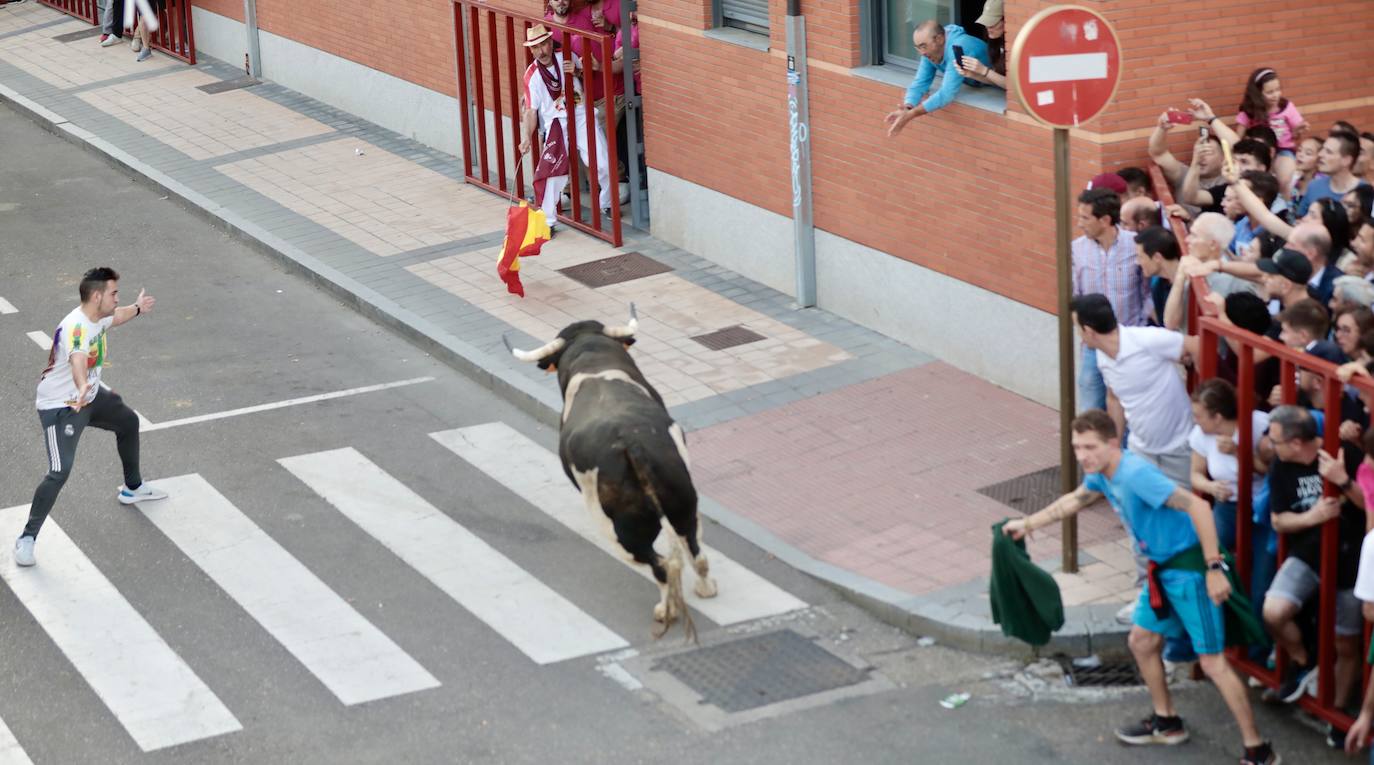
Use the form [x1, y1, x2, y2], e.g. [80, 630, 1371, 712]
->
[186, 0, 1374, 312]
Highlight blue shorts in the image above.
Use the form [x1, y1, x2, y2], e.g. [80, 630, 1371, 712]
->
[1133, 568, 1226, 655]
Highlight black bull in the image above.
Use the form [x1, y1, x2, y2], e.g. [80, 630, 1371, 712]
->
[509, 317, 718, 639]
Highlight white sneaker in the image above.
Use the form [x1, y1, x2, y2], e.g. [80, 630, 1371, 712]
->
[100, 34, 119, 47]
[14, 536, 35, 567]
[1115, 602, 1134, 625]
[118, 482, 168, 505]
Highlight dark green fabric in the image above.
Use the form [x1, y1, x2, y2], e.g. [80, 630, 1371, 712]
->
[1159, 545, 1270, 649]
[989, 520, 1065, 646]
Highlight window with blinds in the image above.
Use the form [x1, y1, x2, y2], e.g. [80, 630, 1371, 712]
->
[721, 0, 769, 34]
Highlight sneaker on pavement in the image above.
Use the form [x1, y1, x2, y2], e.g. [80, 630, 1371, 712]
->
[1114, 713, 1189, 746]
[118, 482, 168, 505]
[1274, 663, 1314, 704]
[136, 47, 152, 62]
[14, 536, 35, 567]
[1241, 740, 1280, 764]
[131, 37, 142, 52]
[1115, 602, 1134, 625]
[99, 33, 117, 47]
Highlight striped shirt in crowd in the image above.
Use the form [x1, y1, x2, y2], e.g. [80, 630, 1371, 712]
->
[1072, 226, 1150, 328]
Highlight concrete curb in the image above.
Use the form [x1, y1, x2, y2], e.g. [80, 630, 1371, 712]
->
[0, 81, 1129, 659]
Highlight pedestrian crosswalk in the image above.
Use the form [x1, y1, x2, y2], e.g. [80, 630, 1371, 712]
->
[0, 422, 806, 758]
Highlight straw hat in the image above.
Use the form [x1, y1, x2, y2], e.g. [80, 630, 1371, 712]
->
[523, 24, 553, 47]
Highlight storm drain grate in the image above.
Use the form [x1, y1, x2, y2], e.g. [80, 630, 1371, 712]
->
[1062, 660, 1142, 688]
[54, 27, 105, 43]
[557, 251, 671, 288]
[196, 76, 261, 94]
[689, 325, 766, 351]
[650, 629, 869, 713]
[976, 465, 1070, 514]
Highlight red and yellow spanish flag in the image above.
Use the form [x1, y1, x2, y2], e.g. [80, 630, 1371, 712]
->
[497, 200, 551, 298]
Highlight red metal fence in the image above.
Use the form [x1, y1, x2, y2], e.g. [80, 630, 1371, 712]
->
[451, 1, 622, 247]
[36, 0, 194, 64]
[1151, 164, 1374, 732]
[36, 0, 97, 24]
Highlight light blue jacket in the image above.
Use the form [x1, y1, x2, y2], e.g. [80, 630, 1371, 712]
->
[904, 24, 992, 113]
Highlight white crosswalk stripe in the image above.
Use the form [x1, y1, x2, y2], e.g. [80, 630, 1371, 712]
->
[279, 448, 630, 664]
[0, 715, 34, 765]
[0, 297, 17, 315]
[137, 475, 441, 705]
[430, 423, 808, 626]
[0, 507, 242, 752]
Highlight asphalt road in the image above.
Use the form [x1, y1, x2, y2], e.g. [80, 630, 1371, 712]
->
[0, 100, 1354, 765]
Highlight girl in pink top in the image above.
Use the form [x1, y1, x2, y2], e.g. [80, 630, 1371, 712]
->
[1236, 67, 1308, 199]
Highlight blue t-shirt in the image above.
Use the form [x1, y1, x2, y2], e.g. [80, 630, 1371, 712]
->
[1296, 175, 1370, 218]
[1085, 451, 1198, 563]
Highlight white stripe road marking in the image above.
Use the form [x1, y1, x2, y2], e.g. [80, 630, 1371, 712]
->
[139, 475, 441, 705]
[430, 423, 809, 626]
[0, 297, 16, 314]
[140, 377, 436, 432]
[26, 330, 154, 429]
[279, 448, 629, 665]
[0, 715, 34, 765]
[0, 508, 242, 752]
[1028, 52, 1109, 84]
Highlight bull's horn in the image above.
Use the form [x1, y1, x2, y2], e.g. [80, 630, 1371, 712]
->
[510, 337, 566, 362]
[603, 302, 639, 339]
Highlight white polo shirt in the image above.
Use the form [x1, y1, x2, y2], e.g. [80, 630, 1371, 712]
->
[1095, 326, 1194, 454]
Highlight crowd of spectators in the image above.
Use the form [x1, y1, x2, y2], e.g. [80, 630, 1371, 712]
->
[1068, 63, 1374, 755]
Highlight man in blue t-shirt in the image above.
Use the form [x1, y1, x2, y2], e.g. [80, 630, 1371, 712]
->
[883, 20, 990, 137]
[1296, 133, 1369, 218]
[1004, 410, 1277, 764]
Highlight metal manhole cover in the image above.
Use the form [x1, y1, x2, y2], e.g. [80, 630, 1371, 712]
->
[1062, 660, 1141, 688]
[557, 251, 672, 288]
[54, 27, 105, 43]
[977, 465, 1073, 513]
[650, 629, 869, 713]
[689, 325, 766, 351]
[196, 76, 261, 94]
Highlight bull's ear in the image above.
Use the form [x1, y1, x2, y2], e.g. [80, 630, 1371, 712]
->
[621, 337, 637, 348]
[545, 363, 557, 373]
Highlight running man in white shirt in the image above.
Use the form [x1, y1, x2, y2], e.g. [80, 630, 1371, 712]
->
[517, 23, 614, 231]
[15, 267, 167, 567]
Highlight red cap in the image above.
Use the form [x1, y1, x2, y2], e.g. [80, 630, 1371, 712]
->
[1086, 172, 1128, 196]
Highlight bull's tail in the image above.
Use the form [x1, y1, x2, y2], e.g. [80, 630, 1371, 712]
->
[626, 444, 697, 645]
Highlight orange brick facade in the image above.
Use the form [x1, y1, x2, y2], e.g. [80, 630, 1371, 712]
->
[189, 0, 1374, 314]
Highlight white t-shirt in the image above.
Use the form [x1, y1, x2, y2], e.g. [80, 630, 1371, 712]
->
[1353, 530, 1374, 603]
[35, 307, 113, 410]
[523, 52, 578, 132]
[1187, 410, 1270, 500]
[1097, 327, 1194, 454]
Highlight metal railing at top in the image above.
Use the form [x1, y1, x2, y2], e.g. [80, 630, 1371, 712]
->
[451, 1, 623, 247]
[35, 0, 195, 64]
[1151, 160, 1374, 732]
[36, 0, 97, 24]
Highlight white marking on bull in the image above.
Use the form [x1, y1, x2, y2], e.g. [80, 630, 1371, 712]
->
[665, 422, 717, 598]
[562, 370, 652, 423]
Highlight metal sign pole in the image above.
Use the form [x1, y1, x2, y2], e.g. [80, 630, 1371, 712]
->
[1055, 126, 1078, 573]
[243, 0, 262, 77]
[784, 0, 816, 308]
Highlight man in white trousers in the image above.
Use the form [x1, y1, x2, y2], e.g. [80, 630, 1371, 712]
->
[518, 24, 613, 234]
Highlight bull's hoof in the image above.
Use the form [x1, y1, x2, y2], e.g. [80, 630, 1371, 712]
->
[650, 620, 670, 639]
[694, 577, 718, 599]
[653, 602, 669, 622]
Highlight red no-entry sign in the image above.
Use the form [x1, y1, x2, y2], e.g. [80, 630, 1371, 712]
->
[1009, 5, 1121, 128]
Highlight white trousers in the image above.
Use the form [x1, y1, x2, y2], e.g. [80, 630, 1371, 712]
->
[540, 112, 612, 225]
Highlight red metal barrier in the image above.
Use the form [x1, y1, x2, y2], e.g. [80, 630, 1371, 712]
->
[34, 0, 194, 64]
[148, 0, 195, 65]
[1151, 162, 1373, 732]
[36, 0, 97, 24]
[451, 1, 622, 247]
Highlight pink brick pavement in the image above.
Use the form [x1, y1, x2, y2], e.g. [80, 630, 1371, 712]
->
[689, 362, 1128, 596]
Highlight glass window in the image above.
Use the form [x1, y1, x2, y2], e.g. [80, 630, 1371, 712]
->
[882, 0, 953, 68]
